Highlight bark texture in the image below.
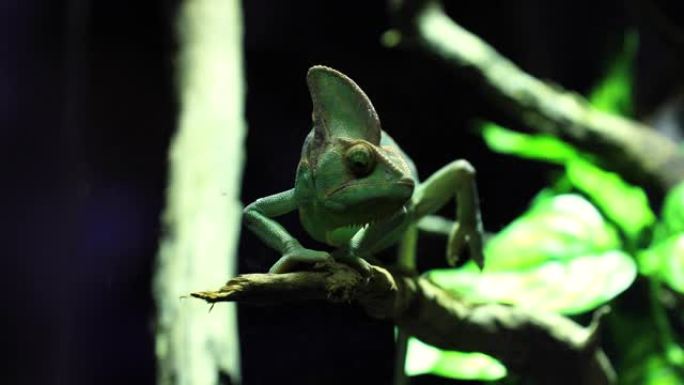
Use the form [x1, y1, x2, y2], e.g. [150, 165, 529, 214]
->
[193, 261, 616, 385]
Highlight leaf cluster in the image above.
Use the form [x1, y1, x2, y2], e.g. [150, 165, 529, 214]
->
[407, 32, 684, 384]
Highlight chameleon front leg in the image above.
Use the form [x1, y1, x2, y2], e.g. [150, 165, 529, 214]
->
[243, 189, 330, 273]
[410, 159, 485, 268]
[331, 208, 412, 276]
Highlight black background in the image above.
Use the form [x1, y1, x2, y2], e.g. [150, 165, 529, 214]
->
[3, 0, 682, 384]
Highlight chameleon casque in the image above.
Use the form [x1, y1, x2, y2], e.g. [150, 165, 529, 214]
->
[244, 65, 484, 274]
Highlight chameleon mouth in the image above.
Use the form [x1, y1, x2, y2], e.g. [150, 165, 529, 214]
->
[335, 211, 393, 231]
[324, 178, 415, 198]
[321, 178, 414, 224]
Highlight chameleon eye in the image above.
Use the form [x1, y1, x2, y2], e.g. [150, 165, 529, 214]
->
[345, 143, 375, 177]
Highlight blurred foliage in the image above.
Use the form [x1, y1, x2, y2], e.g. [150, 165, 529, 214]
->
[587, 30, 638, 117]
[405, 337, 506, 381]
[611, 308, 683, 385]
[639, 183, 684, 294]
[566, 157, 655, 243]
[480, 124, 655, 242]
[637, 355, 683, 385]
[405, 31, 684, 383]
[407, 194, 636, 381]
[639, 234, 684, 293]
[657, 182, 684, 240]
[430, 195, 636, 315]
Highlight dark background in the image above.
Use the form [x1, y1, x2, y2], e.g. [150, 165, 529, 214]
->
[3, 0, 682, 384]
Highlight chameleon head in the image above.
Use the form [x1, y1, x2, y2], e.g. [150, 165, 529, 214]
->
[299, 65, 415, 228]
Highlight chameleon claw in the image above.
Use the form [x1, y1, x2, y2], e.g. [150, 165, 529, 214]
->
[469, 235, 485, 270]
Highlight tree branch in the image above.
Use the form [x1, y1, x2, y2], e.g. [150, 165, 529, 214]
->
[388, 0, 684, 200]
[192, 261, 616, 385]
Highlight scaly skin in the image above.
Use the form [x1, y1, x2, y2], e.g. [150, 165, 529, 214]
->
[243, 66, 484, 274]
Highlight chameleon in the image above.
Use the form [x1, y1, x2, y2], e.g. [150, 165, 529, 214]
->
[243, 65, 484, 275]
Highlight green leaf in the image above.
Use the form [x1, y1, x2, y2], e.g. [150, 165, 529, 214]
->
[481, 123, 655, 241]
[642, 355, 684, 385]
[566, 157, 655, 241]
[638, 235, 684, 294]
[428, 194, 635, 314]
[484, 194, 621, 271]
[478, 34, 657, 242]
[430, 250, 635, 315]
[623, 354, 684, 385]
[612, 309, 684, 385]
[405, 337, 506, 381]
[641, 182, 684, 294]
[587, 30, 638, 116]
[481, 122, 576, 164]
[659, 182, 684, 239]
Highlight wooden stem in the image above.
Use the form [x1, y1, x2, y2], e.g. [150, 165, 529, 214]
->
[192, 261, 616, 385]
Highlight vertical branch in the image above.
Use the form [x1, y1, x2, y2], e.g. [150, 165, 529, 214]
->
[154, 1, 246, 384]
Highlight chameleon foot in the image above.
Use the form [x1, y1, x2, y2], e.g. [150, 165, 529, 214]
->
[331, 248, 373, 277]
[339, 255, 373, 278]
[446, 221, 484, 269]
[269, 248, 331, 274]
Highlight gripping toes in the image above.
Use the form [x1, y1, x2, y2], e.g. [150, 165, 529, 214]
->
[339, 255, 373, 278]
[269, 248, 331, 274]
[446, 221, 484, 269]
[411, 159, 485, 270]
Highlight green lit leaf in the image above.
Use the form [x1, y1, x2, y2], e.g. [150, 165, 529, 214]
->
[613, 310, 684, 385]
[566, 157, 655, 241]
[484, 194, 620, 271]
[405, 337, 506, 381]
[659, 182, 684, 238]
[430, 250, 635, 314]
[481, 122, 655, 241]
[427, 195, 635, 314]
[478, 33, 655, 243]
[587, 30, 638, 116]
[642, 355, 683, 385]
[623, 354, 684, 385]
[638, 235, 684, 294]
[644, 183, 684, 294]
[481, 122, 576, 164]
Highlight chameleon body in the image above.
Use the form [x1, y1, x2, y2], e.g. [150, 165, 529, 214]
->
[244, 66, 484, 274]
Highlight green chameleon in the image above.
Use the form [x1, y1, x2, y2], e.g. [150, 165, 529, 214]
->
[243, 65, 484, 275]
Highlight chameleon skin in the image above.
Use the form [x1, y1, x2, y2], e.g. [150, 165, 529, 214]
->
[243, 66, 484, 274]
